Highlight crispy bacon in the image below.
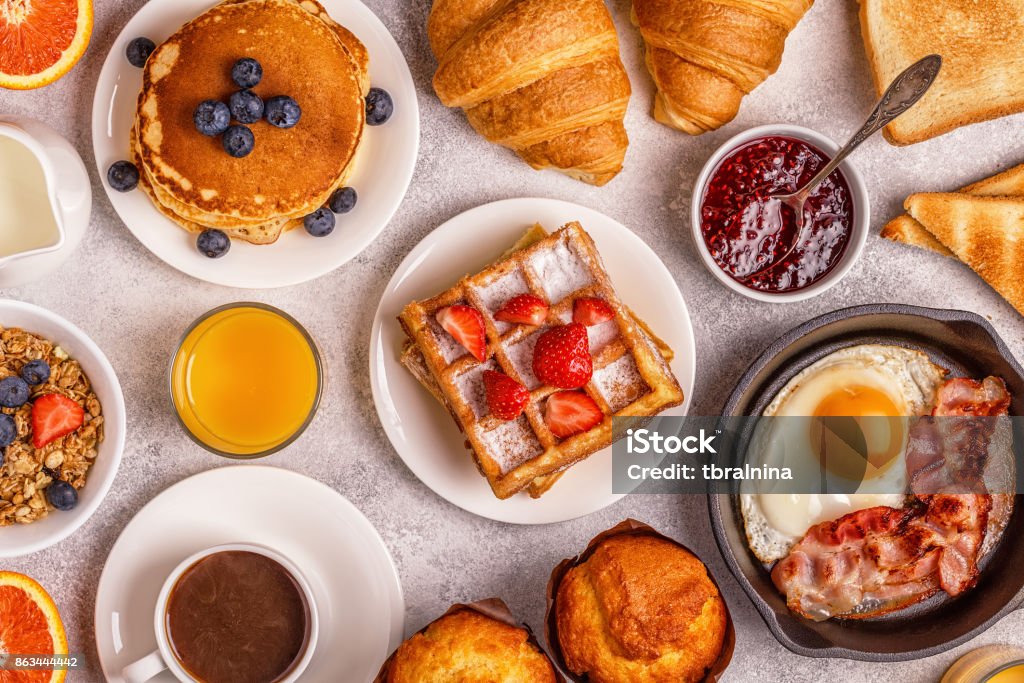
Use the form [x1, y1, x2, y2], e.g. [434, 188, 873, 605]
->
[771, 376, 1010, 621]
[934, 376, 1010, 416]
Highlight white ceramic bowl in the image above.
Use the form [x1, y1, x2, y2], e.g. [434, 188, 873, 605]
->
[690, 124, 870, 303]
[0, 300, 126, 557]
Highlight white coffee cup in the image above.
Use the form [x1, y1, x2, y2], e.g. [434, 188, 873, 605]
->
[121, 543, 319, 683]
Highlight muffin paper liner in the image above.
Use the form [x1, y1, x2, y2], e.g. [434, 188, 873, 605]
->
[545, 519, 736, 683]
[373, 597, 565, 682]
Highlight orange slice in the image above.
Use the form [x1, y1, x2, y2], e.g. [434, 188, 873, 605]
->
[0, 0, 93, 90]
[0, 572, 68, 683]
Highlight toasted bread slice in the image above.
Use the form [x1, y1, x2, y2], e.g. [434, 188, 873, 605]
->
[905, 193, 1024, 315]
[881, 215, 955, 257]
[859, 0, 1024, 146]
[882, 163, 1024, 256]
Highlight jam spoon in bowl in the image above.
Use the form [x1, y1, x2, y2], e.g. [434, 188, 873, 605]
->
[737, 53, 943, 281]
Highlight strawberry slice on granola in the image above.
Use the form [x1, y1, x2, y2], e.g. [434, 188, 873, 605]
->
[31, 394, 84, 449]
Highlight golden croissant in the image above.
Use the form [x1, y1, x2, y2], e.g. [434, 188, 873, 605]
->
[633, 0, 813, 134]
[428, 0, 631, 186]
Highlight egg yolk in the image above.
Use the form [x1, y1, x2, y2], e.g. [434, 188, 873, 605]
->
[810, 385, 907, 481]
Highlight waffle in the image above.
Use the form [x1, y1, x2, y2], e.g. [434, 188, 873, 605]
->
[398, 222, 684, 499]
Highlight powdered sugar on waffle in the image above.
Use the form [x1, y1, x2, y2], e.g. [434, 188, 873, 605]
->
[471, 270, 530, 334]
[428, 316, 467, 363]
[592, 354, 649, 412]
[528, 238, 593, 302]
[554, 308, 619, 354]
[506, 328, 547, 389]
[456, 360, 498, 419]
[479, 416, 544, 474]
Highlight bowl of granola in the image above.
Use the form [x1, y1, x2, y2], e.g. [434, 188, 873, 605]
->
[0, 300, 125, 557]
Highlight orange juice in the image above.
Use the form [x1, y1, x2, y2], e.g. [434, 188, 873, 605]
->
[171, 304, 321, 456]
[990, 666, 1024, 683]
[943, 647, 1024, 683]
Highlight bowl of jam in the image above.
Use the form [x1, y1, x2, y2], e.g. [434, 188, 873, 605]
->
[691, 124, 869, 302]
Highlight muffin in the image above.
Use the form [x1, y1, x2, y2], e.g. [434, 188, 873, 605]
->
[553, 533, 729, 682]
[381, 603, 560, 682]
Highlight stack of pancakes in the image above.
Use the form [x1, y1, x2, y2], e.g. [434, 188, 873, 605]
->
[132, 0, 369, 244]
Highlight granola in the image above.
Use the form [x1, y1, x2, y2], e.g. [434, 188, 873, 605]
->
[0, 327, 103, 526]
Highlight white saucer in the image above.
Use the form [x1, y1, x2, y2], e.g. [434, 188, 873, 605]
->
[95, 466, 404, 682]
[369, 198, 696, 525]
[91, 0, 419, 289]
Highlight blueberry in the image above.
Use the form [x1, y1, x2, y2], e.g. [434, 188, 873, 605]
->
[197, 229, 231, 258]
[231, 58, 263, 89]
[20, 360, 50, 386]
[222, 125, 255, 158]
[193, 100, 231, 137]
[328, 187, 357, 214]
[264, 96, 301, 128]
[229, 89, 264, 124]
[0, 377, 29, 409]
[303, 208, 335, 237]
[126, 37, 156, 68]
[45, 480, 78, 512]
[0, 414, 15, 448]
[365, 87, 393, 126]
[107, 161, 139, 192]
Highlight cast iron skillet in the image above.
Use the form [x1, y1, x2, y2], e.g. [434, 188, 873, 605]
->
[708, 304, 1024, 661]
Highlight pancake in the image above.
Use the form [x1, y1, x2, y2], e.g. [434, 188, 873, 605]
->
[135, 0, 366, 238]
[131, 120, 355, 244]
[131, 118, 299, 244]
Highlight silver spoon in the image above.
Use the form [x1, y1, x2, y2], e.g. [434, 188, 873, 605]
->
[739, 54, 943, 281]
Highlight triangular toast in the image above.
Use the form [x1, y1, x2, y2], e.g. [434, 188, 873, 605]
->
[905, 193, 1024, 315]
[882, 163, 1024, 257]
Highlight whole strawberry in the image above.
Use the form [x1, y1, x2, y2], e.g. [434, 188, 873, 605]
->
[532, 323, 592, 389]
[483, 370, 529, 420]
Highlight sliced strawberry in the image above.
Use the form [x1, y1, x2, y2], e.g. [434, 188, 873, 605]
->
[436, 305, 486, 362]
[483, 370, 529, 420]
[494, 294, 548, 326]
[545, 391, 603, 439]
[573, 297, 614, 326]
[532, 323, 592, 389]
[31, 394, 85, 449]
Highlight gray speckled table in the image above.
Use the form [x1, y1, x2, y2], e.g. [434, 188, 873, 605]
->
[2, 1, 1024, 681]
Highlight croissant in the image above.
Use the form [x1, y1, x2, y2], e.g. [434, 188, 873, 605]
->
[428, 0, 631, 186]
[632, 0, 813, 134]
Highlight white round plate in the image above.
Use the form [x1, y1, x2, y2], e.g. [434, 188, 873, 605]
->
[369, 198, 696, 525]
[92, 0, 419, 289]
[95, 466, 404, 682]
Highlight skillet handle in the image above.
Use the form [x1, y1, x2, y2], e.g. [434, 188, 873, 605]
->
[1011, 587, 1024, 612]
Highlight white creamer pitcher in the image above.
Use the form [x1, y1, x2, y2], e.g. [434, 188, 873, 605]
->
[0, 116, 91, 287]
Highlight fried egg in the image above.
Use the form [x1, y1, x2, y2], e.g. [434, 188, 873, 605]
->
[742, 344, 947, 563]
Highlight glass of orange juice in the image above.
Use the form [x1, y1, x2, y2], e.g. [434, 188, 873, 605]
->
[169, 303, 323, 458]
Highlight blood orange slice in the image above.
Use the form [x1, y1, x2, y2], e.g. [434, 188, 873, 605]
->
[0, 572, 68, 683]
[0, 0, 93, 90]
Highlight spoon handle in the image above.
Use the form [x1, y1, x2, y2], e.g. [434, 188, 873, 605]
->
[800, 54, 943, 197]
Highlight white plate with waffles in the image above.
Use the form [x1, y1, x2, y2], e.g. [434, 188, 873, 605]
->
[92, 0, 418, 289]
[370, 198, 696, 524]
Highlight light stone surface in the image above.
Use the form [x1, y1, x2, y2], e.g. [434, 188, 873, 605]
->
[2, 0, 1024, 681]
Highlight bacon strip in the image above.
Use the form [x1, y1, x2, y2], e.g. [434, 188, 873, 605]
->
[770, 377, 1009, 621]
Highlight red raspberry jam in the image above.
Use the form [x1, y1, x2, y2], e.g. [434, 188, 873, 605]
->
[699, 135, 854, 293]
